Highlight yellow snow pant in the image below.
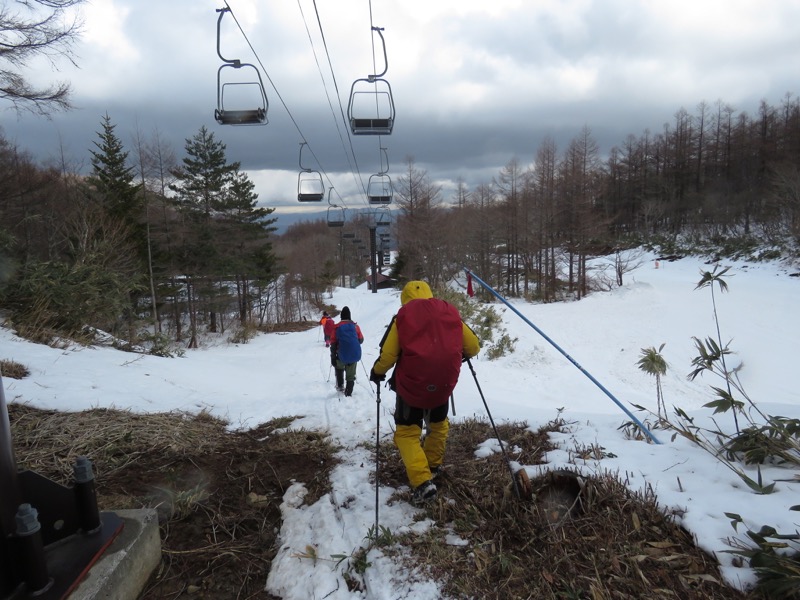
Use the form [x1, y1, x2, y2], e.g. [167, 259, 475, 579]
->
[393, 397, 449, 489]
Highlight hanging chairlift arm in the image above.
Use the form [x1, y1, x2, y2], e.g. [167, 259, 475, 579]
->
[379, 147, 389, 175]
[216, 7, 240, 66]
[369, 26, 388, 80]
[298, 142, 314, 172]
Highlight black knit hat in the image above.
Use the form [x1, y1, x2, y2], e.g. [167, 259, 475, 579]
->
[340, 306, 351, 320]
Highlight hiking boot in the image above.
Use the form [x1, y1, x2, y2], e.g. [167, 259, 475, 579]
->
[411, 480, 437, 506]
[344, 381, 354, 397]
[430, 465, 443, 480]
[335, 385, 344, 392]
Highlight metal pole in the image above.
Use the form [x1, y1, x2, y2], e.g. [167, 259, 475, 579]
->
[466, 360, 521, 499]
[1, 375, 23, 594]
[374, 384, 381, 534]
[340, 229, 346, 288]
[369, 225, 378, 293]
[464, 268, 661, 445]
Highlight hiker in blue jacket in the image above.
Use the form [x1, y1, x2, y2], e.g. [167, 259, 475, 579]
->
[330, 306, 364, 396]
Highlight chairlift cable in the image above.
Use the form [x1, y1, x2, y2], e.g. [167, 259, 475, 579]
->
[222, 1, 349, 208]
[308, 0, 371, 205]
[310, 0, 391, 207]
[222, 1, 391, 212]
[300, 0, 356, 195]
[368, 2, 386, 126]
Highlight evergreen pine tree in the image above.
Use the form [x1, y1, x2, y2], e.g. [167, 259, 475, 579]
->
[218, 169, 278, 324]
[167, 126, 279, 337]
[170, 126, 237, 217]
[89, 113, 142, 223]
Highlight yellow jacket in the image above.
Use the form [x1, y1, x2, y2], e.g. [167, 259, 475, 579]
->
[372, 281, 480, 377]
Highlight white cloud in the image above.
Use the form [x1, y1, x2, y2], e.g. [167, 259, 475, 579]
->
[82, 0, 138, 61]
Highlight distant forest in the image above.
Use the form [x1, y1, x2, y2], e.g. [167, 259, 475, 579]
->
[1, 94, 799, 349]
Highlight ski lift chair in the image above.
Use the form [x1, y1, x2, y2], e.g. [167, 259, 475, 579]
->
[327, 206, 345, 227]
[215, 66, 268, 125]
[348, 80, 395, 135]
[298, 172, 324, 202]
[374, 209, 391, 228]
[367, 173, 393, 204]
[326, 190, 345, 227]
[297, 142, 324, 202]
[347, 27, 395, 135]
[214, 8, 268, 126]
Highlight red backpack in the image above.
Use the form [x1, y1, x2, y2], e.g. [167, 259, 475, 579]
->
[394, 298, 464, 408]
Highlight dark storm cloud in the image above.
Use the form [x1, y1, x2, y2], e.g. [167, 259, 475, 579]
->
[2, 0, 799, 210]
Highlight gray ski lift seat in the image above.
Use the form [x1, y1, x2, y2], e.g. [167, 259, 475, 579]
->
[327, 190, 345, 227]
[368, 174, 393, 204]
[214, 8, 268, 126]
[297, 142, 324, 202]
[348, 81, 394, 135]
[374, 208, 391, 229]
[368, 147, 393, 204]
[327, 206, 345, 227]
[347, 27, 395, 136]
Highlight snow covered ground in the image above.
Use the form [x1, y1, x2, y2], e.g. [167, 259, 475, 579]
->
[2, 251, 798, 598]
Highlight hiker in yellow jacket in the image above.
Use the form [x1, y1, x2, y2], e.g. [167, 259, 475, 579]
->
[370, 281, 480, 505]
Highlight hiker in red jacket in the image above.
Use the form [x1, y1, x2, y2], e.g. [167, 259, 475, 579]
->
[330, 306, 364, 397]
[320, 312, 335, 347]
[370, 281, 480, 505]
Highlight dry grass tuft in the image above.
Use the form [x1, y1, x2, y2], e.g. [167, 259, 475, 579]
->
[9, 405, 229, 484]
[0, 359, 30, 379]
[259, 320, 318, 334]
[381, 417, 759, 600]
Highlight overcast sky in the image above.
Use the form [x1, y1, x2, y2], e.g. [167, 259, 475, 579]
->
[2, 0, 799, 225]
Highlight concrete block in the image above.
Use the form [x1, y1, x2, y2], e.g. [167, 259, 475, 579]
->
[68, 509, 161, 600]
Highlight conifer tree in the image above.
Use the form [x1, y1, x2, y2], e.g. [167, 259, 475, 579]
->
[168, 126, 277, 339]
[89, 113, 142, 224]
[170, 126, 237, 218]
[221, 169, 278, 324]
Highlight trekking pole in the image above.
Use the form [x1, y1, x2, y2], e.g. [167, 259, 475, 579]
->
[374, 383, 381, 534]
[360, 360, 375, 393]
[464, 268, 661, 445]
[467, 359, 522, 499]
[450, 393, 456, 416]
